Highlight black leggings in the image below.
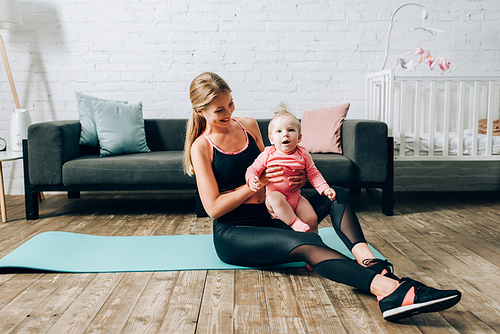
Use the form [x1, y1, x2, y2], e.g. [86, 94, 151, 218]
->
[213, 186, 377, 292]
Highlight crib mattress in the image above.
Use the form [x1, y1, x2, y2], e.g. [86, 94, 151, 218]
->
[394, 130, 500, 156]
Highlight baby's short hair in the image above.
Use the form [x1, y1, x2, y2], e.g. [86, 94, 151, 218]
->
[268, 103, 301, 133]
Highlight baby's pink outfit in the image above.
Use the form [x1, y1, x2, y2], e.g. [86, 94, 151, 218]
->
[245, 145, 330, 218]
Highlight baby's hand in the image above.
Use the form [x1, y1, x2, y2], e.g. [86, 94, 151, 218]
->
[248, 175, 263, 192]
[323, 188, 336, 201]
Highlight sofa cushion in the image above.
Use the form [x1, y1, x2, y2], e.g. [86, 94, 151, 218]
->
[62, 152, 194, 186]
[76, 92, 127, 147]
[93, 100, 151, 157]
[300, 103, 350, 154]
[309, 153, 353, 185]
[144, 119, 188, 151]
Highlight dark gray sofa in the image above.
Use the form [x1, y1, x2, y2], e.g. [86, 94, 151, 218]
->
[23, 119, 394, 220]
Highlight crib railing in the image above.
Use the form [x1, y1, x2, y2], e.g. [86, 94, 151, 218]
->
[366, 70, 500, 160]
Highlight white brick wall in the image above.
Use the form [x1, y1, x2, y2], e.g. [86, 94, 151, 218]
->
[1, 0, 499, 195]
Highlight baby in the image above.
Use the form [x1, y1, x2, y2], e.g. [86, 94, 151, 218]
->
[246, 107, 336, 232]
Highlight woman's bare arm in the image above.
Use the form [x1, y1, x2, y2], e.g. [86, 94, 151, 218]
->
[191, 137, 257, 219]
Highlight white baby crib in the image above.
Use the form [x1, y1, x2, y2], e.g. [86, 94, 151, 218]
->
[366, 69, 500, 160]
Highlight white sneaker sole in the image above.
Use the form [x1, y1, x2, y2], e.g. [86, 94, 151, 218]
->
[383, 294, 460, 321]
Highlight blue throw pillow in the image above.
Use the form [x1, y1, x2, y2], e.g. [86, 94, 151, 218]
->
[92, 100, 151, 157]
[75, 92, 127, 147]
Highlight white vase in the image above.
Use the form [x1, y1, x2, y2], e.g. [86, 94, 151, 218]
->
[10, 108, 32, 152]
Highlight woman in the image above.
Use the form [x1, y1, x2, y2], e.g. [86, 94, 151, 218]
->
[184, 72, 461, 322]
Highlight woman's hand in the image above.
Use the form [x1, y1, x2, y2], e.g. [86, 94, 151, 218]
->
[261, 165, 284, 186]
[288, 169, 307, 192]
[261, 166, 307, 192]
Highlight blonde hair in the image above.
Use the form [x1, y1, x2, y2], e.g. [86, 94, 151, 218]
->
[183, 72, 232, 175]
[268, 102, 301, 134]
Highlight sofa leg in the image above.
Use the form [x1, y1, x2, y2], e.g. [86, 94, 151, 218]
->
[382, 136, 394, 216]
[195, 190, 209, 218]
[25, 190, 39, 220]
[23, 139, 39, 220]
[68, 191, 80, 199]
[382, 188, 394, 216]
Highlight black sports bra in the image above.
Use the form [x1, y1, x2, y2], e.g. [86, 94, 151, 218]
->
[203, 118, 261, 192]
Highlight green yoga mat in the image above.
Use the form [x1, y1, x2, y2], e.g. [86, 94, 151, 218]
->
[0, 228, 384, 273]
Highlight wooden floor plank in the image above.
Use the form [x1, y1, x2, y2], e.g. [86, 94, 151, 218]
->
[291, 270, 347, 334]
[45, 273, 125, 334]
[262, 269, 308, 334]
[196, 270, 234, 334]
[157, 270, 207, 334]
[120, 271, 180, 334]
[0, 273, 68, 332]
[0, 274, 44, 310]
[83, 272, 153, 334]
[233, 270, 271, 334]
[8, 274, 97, 334]
[319, 277, 384, 334]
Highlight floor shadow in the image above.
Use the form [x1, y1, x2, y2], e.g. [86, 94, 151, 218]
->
[3, 2, 65, 196]
[39, 192, 197, 219]
[0, 267, 53, 274]
[20, 1, 65, 121]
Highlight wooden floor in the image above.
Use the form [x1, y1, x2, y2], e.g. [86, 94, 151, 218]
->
[0, 190, 499, 333]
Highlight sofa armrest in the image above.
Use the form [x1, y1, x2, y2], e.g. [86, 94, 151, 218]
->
[342, 120, 388, 183]
[27, 121, 83, 185]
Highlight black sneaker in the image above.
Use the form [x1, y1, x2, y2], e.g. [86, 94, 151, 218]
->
[363, 259, 399, 280]
[378, 277, 461, 322]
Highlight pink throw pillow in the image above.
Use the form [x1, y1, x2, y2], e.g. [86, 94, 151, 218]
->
[300, 103, 350, 154]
